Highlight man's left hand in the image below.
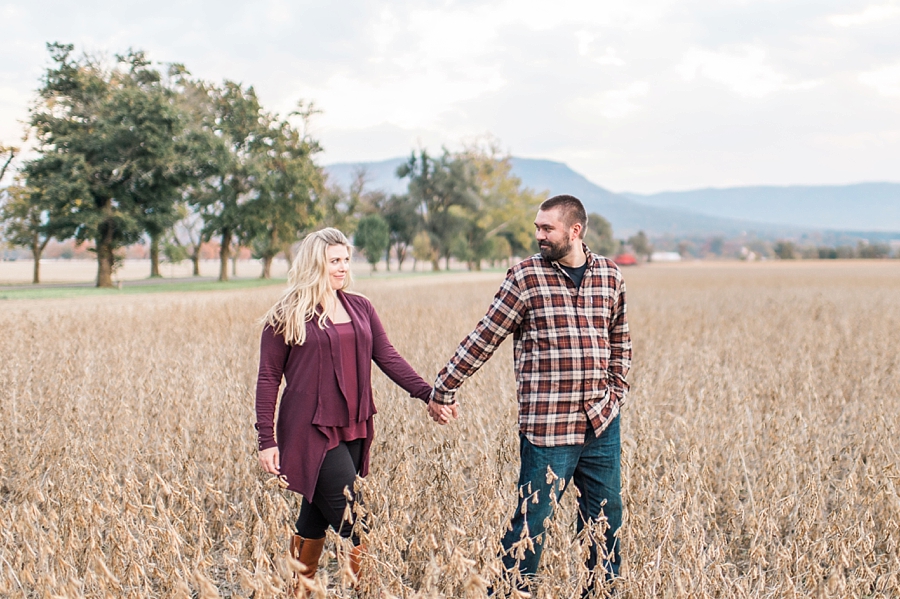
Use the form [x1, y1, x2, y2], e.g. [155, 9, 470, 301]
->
[427, 399, 458, 424]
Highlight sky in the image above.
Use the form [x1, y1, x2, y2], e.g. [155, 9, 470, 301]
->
[1, 0, 899, 194]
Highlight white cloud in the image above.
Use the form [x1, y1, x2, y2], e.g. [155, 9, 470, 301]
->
[828, 2, 900, 27]
[859, 62, 900, 96]
[403, 6, 502, 63]
[309, 68, 506, 131]
[502, 0, 669, 31]
[676, 46, 819, 98]
[594, 47, 626, 67]
[575, 32, 626, 66]
[264, 0, 293, 28]
[371, 8, 402, 58]
[571, 81, 649, 120]
[319, 2, 653, 133]
[1, 3, 27, 22]
[576, 31, 594, 56]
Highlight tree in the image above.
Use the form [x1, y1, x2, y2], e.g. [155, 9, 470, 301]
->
[836, 245, 856, 259]
[396, 149, 479, 270]
[382, 193, 421, 271]
[0, 181, 55, 283]
[25, 44, 119, 287]
[774, 241, 796, 260]
[164, 74, 229, 277]
[584, 212, 617, 257]
[455, 139, 543, 270]
[858, 241, 890, 259]
[191, 81, 268, 282]
[354, 214, 390, 272]
[817, 246, 838, 259]
[411, 230, 437, 271]
[627, 230, 652, 261]
[343, 168, 402, 269]
[121, 54, 195, 279]
[320, 180, 361, 236]
[25, 43, 190, 287]
[488, 235, 512, 268]
[247, 106, 323, 279]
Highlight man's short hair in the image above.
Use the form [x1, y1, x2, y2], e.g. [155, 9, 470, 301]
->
[539, 195, 588, 238]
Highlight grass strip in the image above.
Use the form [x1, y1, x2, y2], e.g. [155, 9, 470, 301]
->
[0, 277, 286, 301]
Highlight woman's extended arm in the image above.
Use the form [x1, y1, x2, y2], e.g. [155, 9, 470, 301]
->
[368, 305, 433, 401]
[369, 309, 456, 423]
[255, 326, 290, 466]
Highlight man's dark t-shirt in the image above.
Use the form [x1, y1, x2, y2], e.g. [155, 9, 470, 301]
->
[559, 261, 588, 289]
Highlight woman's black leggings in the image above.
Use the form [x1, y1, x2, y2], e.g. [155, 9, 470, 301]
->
[295, 439, 364, 545]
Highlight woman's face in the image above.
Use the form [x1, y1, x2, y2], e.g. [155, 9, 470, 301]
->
[325, 244, 351, 290]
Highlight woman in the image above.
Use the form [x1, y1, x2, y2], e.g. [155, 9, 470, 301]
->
[255, 227, 451, 587]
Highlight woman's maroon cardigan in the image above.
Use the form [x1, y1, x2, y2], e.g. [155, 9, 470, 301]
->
[255, 291, 432, 498]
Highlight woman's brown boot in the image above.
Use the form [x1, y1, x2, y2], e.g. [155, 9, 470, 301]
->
[290, 534, 325, 580]
[349, 543, 366, 585]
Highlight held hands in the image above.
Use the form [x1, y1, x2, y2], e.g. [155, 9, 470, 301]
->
[427, 399, 459, 425]
[258, 446, 281, 475]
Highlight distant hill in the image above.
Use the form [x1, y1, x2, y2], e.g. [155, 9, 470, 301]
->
[623, 183, 900, 232]
[506, 158, 794, 237]
[324, 157, 900, 238]
[324, 157, 787, 237]
[324, 157, 408, 196]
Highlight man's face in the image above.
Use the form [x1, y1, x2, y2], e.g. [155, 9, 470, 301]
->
[534, 208, 574, 262]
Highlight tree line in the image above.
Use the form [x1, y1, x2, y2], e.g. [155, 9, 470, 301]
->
[0, 43, 619, 287]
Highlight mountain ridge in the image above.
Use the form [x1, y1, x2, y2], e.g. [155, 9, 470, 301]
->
[324, 157, 900, 237]
[624, 183, 900, 232]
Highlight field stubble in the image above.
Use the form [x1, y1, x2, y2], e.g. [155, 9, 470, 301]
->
[1, 262, 899, 598]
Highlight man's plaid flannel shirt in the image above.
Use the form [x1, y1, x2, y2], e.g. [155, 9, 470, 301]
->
[432, 246, 631, 447]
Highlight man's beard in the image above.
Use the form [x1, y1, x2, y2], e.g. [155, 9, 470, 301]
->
[539, 237, 572, 262]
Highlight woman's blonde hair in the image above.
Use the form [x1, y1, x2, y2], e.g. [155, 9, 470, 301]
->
[263, 227, 353, 345]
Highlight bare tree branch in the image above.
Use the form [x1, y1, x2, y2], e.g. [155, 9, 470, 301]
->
[0, 145, 18, 182]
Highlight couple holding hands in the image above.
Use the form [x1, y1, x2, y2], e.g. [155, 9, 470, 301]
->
[255, 195, 631, 597]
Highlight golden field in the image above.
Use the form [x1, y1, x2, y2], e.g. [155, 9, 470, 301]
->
[1, 261, 899, 598]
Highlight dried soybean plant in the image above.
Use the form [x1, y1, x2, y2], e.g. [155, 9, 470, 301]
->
[1, 262, 899, 598]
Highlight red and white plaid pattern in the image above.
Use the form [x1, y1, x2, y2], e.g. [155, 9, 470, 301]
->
[433, 246, 631, 447]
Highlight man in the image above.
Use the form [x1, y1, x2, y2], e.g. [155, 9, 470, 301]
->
[429, 194, 632, 596]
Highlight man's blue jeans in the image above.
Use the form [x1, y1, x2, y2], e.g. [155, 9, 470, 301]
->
[500, 416, 622, 587]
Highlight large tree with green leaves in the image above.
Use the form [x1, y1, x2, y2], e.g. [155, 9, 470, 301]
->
[164, 75, 231, 277]
[189, 81, 271, 281]
[247, 106, 323, 279]
[123, 55, 197, 279]
[25, 43, 189, 287]
[396, 149, 479, 270]
[455, 140, 544, 269]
